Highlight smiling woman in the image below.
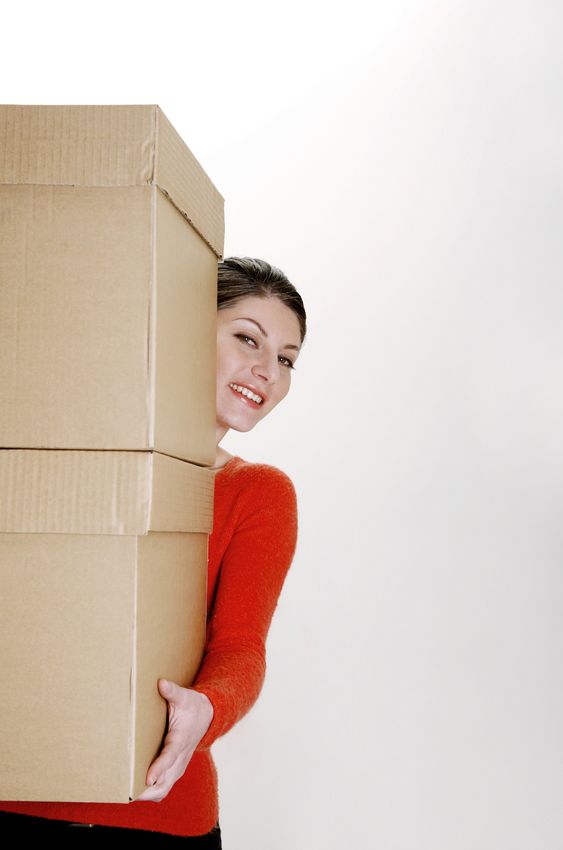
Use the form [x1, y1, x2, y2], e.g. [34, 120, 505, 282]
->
[0, 257, 307, 847]
[216, 294, 302, 434]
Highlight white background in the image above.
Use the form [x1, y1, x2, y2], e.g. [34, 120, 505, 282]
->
[3, 2, 563, 848]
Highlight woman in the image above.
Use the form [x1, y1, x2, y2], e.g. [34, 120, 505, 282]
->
[0, 257, 307, 846]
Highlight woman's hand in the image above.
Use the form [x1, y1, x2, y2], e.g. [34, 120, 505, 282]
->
[135, 678, 214, 802]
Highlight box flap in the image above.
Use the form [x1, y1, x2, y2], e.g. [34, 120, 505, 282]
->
[0, 104, 224, 256]
[155, 108, 224, 259]
[0, 104, 155, 187]
[0, 450, 214, 535]
[151, 452, 214, 534]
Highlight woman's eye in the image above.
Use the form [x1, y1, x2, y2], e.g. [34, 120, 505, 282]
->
[234, 334, 295, 370]
[279, 356, 295, 370]
[235, 333, 257, 347]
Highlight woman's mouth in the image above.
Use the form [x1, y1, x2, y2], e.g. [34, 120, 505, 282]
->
[229, 382, 265, 408]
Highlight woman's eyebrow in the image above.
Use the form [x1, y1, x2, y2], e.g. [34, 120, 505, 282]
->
[233, 317, 300, 351]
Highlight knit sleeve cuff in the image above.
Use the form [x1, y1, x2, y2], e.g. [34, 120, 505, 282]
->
[190, 684, 221, 751]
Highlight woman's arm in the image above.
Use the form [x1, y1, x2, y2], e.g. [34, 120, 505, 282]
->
[191, 465, 298, 751]
[137, 465, 298, 801]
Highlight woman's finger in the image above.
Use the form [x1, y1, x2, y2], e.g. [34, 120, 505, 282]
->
[136, 773, 174, 802]
[146, 732, 188, 785]
[144, 679, 183, 785]
[158, 677, 187, 706]
[139, 745, 194, 801]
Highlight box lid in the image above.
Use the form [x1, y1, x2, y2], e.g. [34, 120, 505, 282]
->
[0, 450, 214, 535]
[0, 104, 224, 257]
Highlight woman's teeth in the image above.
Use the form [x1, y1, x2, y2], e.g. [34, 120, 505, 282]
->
[229, 383, 264, 404]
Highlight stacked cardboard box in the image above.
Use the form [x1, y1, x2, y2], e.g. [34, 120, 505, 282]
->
[0, 105, 224, 802]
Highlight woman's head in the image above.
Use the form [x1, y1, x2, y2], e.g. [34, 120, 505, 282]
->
[217, 257, 307, 345]
[215, 257, 306, 439]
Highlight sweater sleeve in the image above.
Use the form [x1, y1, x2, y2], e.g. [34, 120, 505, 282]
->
[190, 466, 298, 752]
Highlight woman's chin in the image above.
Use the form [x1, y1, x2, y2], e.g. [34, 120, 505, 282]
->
[229, 420, 259, 434]
[217, 415, 260, 435]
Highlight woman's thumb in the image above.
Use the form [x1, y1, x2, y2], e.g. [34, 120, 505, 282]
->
[158, 677, 173, 698]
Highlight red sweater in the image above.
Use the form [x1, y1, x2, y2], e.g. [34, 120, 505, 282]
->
[0, 455, 298, 837]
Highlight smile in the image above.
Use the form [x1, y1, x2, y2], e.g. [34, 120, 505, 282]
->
[229, 383, 265, 405]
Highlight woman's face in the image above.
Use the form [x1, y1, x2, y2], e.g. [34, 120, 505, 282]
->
[216, 295, 302, 437]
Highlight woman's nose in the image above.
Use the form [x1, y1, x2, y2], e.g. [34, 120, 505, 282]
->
[252, 352, 280, 383]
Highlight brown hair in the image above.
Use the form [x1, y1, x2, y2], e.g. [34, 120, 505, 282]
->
[217, 257, 307, 344]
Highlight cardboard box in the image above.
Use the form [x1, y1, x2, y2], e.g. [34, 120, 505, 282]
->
[0, 105, 224, 465]
[0, 449, 215, 802]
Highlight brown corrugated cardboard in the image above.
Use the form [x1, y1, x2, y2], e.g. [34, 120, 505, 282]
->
[0, 449, 214, 534]
[0, 105, 224, 257]
[1, 531, 208, 802]
[0, 450, 215, 802]
[0, 104, 220, 801]
[0, 185, 217, 463]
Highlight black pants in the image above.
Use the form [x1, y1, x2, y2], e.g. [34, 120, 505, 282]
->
[0, 812, 222, 847]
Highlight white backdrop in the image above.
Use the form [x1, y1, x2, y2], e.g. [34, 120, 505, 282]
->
[3, 2, 563, 848]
